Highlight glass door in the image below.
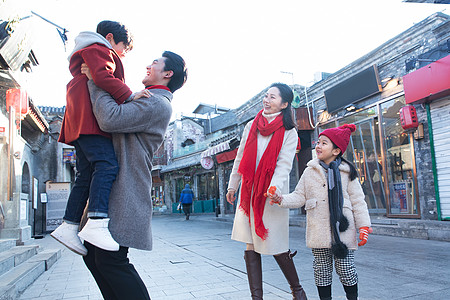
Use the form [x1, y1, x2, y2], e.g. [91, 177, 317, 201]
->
[380, 96, 420, 217]
[343, 117, 387, 214]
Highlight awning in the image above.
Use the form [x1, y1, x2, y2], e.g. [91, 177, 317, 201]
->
[403, 54, 450, 104]
[161, 153, 202, 173]
[216, 148, 238, 164]
[201, 140, 231, 158]
[0, 19, 35, 71]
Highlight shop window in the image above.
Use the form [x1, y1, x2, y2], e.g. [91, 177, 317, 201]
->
[175, 178, 185, 203]
[319, 96, 419, 217]
[380, 96, 419, 216]
[152, 186, 164, 208]
[197, 173, 215, 200]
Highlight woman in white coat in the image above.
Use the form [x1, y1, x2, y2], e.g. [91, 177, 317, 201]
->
[226, 83, 307, 300]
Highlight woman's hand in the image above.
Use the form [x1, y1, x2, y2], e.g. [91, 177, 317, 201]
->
[266, 187, 283, 205]
[226, 190, 236, 204]
[81, 63, 92, 80]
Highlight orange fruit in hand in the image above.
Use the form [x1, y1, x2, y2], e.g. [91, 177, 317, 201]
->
[264, 186, 277, 197]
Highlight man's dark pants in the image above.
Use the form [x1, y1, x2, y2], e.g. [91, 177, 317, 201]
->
[83, 242, 150, 300]
[182, 203, 192, 219]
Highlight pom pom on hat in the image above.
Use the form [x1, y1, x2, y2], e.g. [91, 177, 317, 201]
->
[341, 124, 356, 133]
[319, 123, 356, 154]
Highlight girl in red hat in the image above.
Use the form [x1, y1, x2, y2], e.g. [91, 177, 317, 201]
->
[269, 124, 372, 300]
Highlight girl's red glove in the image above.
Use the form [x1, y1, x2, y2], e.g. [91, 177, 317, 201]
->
[358, 227, 373, 246]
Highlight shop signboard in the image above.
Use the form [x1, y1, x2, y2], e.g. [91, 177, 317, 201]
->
[391, 181, 409, 214]
[201, 156, 214, 170]
[45, 182, 70, 231]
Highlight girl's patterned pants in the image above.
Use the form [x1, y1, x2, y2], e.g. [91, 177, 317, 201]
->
[311, 248, 358, 286]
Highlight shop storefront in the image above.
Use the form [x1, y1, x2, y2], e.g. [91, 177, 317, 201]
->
[429, 98, 450, 220]
[403, 54, 450, 220]
[319, 93, 420, 217]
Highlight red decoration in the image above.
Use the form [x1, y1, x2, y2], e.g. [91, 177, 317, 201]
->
[399, 105, 418, 131]
[6, 89, 28, 114]
[403, 54, 450, 104]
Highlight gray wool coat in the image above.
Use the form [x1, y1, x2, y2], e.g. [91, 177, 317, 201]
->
[87, 81, 172, 250]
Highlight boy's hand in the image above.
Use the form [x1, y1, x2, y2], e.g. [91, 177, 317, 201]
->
[133, 89, 153, 100]
[358, 227, 373, 246]
[81, 63, 92, 80]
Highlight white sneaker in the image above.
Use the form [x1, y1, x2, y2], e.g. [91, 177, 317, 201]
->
[78, 218, 119, 251]
[51, 222, 88, 256]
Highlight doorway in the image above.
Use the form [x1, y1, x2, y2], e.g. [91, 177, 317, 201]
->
[344, 118, 386, 214]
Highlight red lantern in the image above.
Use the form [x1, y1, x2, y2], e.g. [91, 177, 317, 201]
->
[399, 105, 418, 131]
[6, 89, 28, 114]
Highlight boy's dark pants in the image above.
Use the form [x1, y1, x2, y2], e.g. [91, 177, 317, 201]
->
[83, 242, 150, 300]
[63, 135, 119, 223]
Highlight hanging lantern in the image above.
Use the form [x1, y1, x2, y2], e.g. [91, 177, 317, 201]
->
[6, 88, 28, 115]
[399, 105, 418, 131]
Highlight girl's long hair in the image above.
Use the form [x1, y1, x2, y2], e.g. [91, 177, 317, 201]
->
[340, 156, 358, 181]
[332, 142, 359, 181]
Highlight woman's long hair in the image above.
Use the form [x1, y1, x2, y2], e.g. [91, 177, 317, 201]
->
[270, 83, 296, 130]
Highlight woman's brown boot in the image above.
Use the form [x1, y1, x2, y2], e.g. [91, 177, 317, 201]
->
[274, 250, 307, 300]
[244, 250, 263, 300]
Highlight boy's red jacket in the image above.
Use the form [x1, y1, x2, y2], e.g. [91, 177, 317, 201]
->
[58, 42, 132, 145]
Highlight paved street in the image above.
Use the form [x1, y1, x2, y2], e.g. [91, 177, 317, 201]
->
[19, 214, 450, 300]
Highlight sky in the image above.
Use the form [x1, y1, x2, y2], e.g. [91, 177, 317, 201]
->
[4, 0, 447, 120]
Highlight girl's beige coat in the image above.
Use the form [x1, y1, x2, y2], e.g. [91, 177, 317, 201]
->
[281, 158, 371, 250]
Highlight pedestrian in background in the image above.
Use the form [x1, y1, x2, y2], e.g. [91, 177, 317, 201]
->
[179, 184, 194, 220]
[269, 124, 372, 300]
[226, 83, 307, 300]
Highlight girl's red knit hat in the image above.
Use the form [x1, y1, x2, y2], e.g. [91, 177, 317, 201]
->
[319, 124, 356, 154]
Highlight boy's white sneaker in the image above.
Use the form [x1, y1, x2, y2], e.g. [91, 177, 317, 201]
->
[78, 218, 119, 251]
[50, 222, 88, 256]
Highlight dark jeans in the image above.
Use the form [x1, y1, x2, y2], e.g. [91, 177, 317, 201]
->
[182, 203, 192, 216]
[83, 242, 150, 300]
[64, 135, 119, 223]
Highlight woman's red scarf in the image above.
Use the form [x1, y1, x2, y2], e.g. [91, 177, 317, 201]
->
[238, 110, 286, 240]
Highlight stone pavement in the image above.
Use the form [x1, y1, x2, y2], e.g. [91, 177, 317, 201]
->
[19, 213, 450, 300]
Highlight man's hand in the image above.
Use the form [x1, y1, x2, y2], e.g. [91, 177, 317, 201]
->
[226, 190, 236, 205]
[358, 227, 373, 246]
[81, 63, 92, 80]
[133, 89, 153, 100]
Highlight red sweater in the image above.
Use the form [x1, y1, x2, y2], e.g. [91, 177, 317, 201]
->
[58, 43, 132, 145]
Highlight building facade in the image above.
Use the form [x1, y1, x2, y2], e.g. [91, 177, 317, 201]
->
[0, 7, 72, 243]
[295, 12, 449, 220]
[160, 12, 449, 223]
